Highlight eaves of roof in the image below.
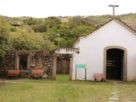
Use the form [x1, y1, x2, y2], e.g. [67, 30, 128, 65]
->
[72, 17, 136, 48]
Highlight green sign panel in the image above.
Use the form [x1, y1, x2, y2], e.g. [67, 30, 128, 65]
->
[76, 64, 86, 68]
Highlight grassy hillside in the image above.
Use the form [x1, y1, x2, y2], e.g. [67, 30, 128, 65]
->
[0, 13, 136, 53]
[58, 14, 136, 29]
[2, 16, 45, 25]
[1, 13, 136, 29]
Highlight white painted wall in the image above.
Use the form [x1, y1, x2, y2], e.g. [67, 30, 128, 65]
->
[73, 20, 136, 81]
[75, 41, 80, 48]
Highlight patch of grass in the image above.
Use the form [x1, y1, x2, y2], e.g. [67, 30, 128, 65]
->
[117, 82, 136, 102]
[0, 74, 114, 102]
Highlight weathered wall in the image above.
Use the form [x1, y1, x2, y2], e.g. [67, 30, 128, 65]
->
[0, 55, 15, 77]
[56, 55, 70, 74]
[57, 60, 69, 74]
[0, 50, 55, 79]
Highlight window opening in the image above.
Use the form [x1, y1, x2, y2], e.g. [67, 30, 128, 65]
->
[19, 55, 27, 70]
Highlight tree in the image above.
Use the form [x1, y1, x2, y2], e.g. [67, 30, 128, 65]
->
[45, 27, 59, 41]
[10, 26, 56, 50]
[71, 25, 95, 38]
[68, 16, 88, 29]
[57, 24, 71, 38]
[84, 17, 99, 26]
[54, 37, 64, 48]
[41, 40, 56, 50]
[32, 24, 46, 32]
[27, 17, 36, 25]
[44, 19, 57, 29]
[59, 39, 75, 48]
[0, 16, 12, 56]
[47, 16, 61, 24]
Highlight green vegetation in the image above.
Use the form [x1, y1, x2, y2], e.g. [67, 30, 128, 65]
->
[26, 17, 37, 25]
[9, 25, 56, 50]
[0, 74, 113, 102]
[0, 13, 136, 55]
[0, 16, 12, 56]
[1, 16, 96, 51]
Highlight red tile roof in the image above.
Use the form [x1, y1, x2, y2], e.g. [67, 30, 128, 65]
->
[72, 17, 136, 48]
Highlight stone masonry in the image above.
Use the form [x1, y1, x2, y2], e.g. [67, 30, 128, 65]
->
[0, 50, 55, 79]
[57, 55, 70, 74]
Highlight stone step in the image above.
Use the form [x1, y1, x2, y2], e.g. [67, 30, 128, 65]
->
[109, 101, 118, 102]
[109, 97, 118, 100]
[114, 91, 120, 92]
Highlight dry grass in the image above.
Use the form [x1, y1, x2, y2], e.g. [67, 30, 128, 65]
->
[60, 18, 69, 22]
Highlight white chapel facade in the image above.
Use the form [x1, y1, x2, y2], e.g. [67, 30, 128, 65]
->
[72, 18, 136, 81]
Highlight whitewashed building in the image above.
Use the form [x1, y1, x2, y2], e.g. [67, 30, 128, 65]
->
[72, 18, 136, 81]
[55, 18, 136, 81]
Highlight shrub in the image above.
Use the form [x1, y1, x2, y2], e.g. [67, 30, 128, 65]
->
[10, 27, 17, 32]
[27, 17, 36, 25]
[44, 20, 57, 29]
[32, 24, 46, 32]
[46, 16, 61, 24]
[9, 26, 56, 50]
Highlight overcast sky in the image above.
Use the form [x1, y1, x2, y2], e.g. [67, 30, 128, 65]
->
[0, 0, 136, 18]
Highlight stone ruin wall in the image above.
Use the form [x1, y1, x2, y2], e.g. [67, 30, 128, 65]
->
[0, 50, 55, 79]
[57, 60, 69, 74]
[0, 55, 15, 77]
[29, 50, 53, 79]
[57, 55, 70, 74]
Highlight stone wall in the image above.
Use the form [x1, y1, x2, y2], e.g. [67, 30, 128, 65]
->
[57, 60, 69, 74]
[56, 55, 70, 74]
[0, 50, 55, 79]
[0, 55, 15, 77]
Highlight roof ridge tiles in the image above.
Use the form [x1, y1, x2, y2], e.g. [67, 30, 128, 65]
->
[72, 18, 136, 48]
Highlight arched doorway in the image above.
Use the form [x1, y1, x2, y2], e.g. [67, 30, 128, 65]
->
[103, 46, 127, 81]
[106, 49, 123, 80]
